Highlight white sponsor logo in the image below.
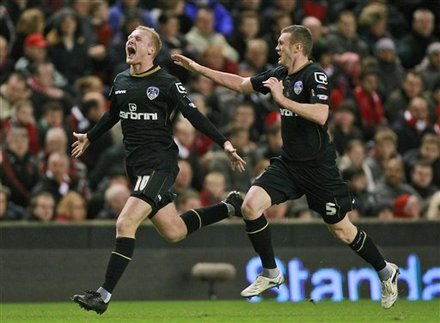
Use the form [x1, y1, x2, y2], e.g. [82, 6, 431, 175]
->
[175, 82, 187, 94]
[314, 72, 328, 85]
[317, 94, 328, 100]
[294, 81, 303, 95]
[120, 103, 158, 120]
[147, 87, 159, 100]
[115, 89, 126, 95]
[280, 108, 298, 117]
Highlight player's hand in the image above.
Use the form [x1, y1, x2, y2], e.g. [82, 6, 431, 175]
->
[223, 141, 246, 172]
[263, 77, 285, 104]
[171, 54, 200, 73]
[71, 132, 90, 158]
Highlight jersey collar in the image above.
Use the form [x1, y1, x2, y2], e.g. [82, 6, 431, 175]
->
[131, 65, 161, 78]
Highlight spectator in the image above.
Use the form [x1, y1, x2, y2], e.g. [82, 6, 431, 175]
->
[67, 91, 114, 171]
[207, 126, 257, 192]
[38, 127, 88, 196]
[329, 100, 363, 156]
[173, 159, 195, 196]
[0, 187, 27, 221]
[365, 127, 399, 187]
[108, 0, 155, 37]
[0, 126, 39, 208]
[27, 191, 56, 222]
[46, 9, 92, 86]
[400, 9, 437, 69]
[338, 139, 376, 193]
[416, 42, 440, 92]
[14, 32, 68, 89]
[1, 99, 39, 156]
[260, 0, 303, 35]
[56, 191, 87, 222]
[342, 166, 375, 218]
[326, 10, 369, 61]
[393, 193, 422, 219]
[403, 133, 440, 188]
[353, 68, 386, 141]
[373, 38, 405, 102]
[425, 191, 440, 220]
[239, 38, 273, 76]
[176, 189, 202, 214]
[173, 118, 204, 190]
[409, 159, 438, 213]
[228, 10, 260, 61]
[374, 157, 420, 204]
[357, 2, 390, 55]
[185, 7, 239, 62]
[262, 11, 292, 65]
[87, 145, 125, 190]
[256, 112, 283, 160]
[10, 8, 45, 60]
[225, 101, 259, 143]
[199, 171, 227, 207]
[185, 0, 234, 36]
[31, 152, 83, 203]
[0, 35, 14, 82]
[27, 61, 74, 119]
[0, 72, 31, 121]
[156, 13, 197, 84]
[37, 101, 65, 146]
[384, 70, 424, 124]
[97, 183, 131, 220]
[392, 96, 434, 155]
[302, 16, 328, 63]
[155, 0, 193, 35]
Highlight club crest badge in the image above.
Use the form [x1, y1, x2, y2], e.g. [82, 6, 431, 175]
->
[294, 81, 303, 95]
[147, 87, 159, 100]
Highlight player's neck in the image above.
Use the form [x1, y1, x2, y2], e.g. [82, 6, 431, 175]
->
[288, 56, 311, 74]
[130, 62, 155, 75]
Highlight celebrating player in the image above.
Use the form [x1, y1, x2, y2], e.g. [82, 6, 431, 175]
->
[173, 25, 399, 309]
[71, 26, 246, 314]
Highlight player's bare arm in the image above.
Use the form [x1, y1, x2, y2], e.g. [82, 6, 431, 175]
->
[262, 77, 329, 126]
[172, 54, 254, 94]
[71, 132, 90, 158]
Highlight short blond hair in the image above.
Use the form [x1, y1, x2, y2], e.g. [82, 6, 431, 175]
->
[135, 26, 162, 57]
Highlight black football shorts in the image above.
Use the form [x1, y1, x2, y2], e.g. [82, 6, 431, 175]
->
[126, 164, 178, 218]
[252, 156, 353, 224]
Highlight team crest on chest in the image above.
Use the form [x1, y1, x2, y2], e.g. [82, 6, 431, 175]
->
[294, 81, 303, 95]
[146, 87, 159, 100]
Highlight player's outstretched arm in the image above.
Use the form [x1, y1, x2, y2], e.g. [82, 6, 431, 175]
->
[71, 132, 90, 158]
[172, 54, 254, 94]
[223, 140, 246, 172]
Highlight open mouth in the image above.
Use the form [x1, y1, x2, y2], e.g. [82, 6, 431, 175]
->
[127, 46, 136, 59]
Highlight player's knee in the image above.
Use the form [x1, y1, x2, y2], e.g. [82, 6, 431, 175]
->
[161, 228, 185, 243]
[241, 199, 261, 220]
[116, 216, 137, 237]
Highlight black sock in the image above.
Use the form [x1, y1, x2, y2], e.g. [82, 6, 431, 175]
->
[180, 203, 229, 235]
[102, 237, 135, 293]
[244, 215, 276, 269]
[349, 229, 386, 271]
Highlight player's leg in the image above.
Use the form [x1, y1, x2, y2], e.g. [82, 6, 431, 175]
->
[240, 185, 284, 298]
[72, 197, 151, 314]
[151, 191, 244, 242]
[327, 215, 399, 309]
[305, 163, 399, 309]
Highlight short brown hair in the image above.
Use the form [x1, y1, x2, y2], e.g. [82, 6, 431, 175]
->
[281, 25, 313, 57]
[135, 26, 162, 57]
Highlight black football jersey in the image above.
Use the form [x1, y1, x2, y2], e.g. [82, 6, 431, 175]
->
[88, 66, 226, 168]
[251, 62, 334, 163]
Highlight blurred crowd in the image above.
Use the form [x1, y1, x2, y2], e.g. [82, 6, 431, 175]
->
[0, 0, 439, 223]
